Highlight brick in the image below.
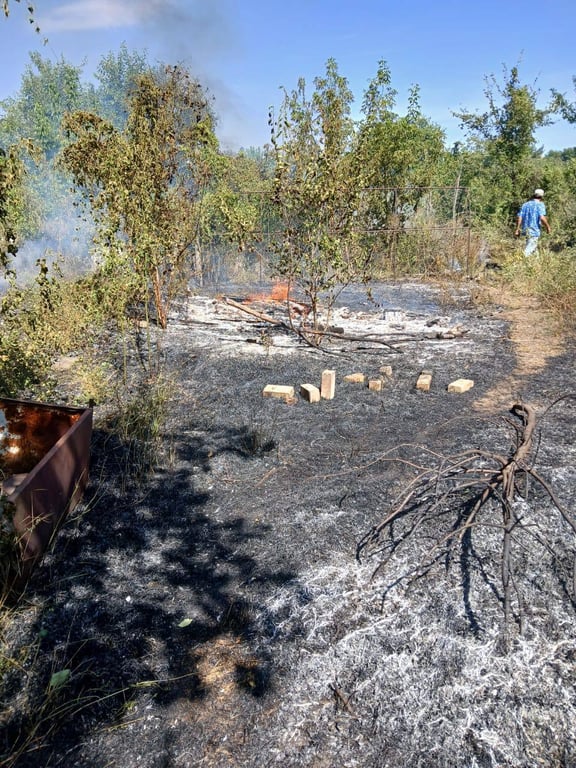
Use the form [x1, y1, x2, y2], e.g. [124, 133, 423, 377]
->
[416, 372, 433, 392]
[321, 369, 336, 400]
[343, 372, 366, 384]
[300, 383, 321, 403]
[447, 378, 474, 393]
[368, 379, 383, 392]
[379, 365, 393, 380]
[263, 384, 295, 402]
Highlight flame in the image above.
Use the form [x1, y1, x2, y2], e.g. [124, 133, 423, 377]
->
[245, 281, 290, 304]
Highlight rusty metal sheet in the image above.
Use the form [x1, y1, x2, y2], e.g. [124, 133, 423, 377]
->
[0, 398, 93, 593]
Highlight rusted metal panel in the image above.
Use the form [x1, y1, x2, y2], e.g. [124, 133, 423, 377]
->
[0, 398, 93, 593]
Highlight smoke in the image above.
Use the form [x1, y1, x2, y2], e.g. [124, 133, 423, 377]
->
[38, 0, 261, 150]
[0, 213, 94, 295]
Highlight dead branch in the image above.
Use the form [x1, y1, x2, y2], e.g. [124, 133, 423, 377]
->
[221, 296, 402, 352]
[357, 401, 576, 647]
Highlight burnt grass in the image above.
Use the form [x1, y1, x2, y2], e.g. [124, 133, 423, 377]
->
[2, 281, 576, 767]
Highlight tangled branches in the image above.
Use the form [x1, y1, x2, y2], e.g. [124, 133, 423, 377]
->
[357, 401, 576, 647]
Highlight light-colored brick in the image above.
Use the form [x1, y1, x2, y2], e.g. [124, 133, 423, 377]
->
[368, 379, 383, 392]
[447, 378, 474, 393]
[300, 383, 321, 403]
[321, 369, 336, 400]
[379, 365, 393, 379]
[416, 372, 433, 391]
[263, 384, 295, 402]
[343, 372, 366, 384]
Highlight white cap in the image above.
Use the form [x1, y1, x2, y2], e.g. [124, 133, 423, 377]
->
[534, 188, 544, 198]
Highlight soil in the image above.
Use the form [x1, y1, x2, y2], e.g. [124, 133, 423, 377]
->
[2, 278, 576, 768]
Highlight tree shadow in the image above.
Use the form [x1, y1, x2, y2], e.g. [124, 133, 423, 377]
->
[1, 419, 294, 766]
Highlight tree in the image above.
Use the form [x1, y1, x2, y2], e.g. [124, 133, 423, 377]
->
[0, 145, 24, 270]
[552, 76, 576, 124]
[269, 58, 368, 339]
[60, 65, 216, 329]
[0, 52, 93, 160]
[93, 44, 153, 129]
[454, 65, 552, 223]
[349, 62, 450, 275]
[0, 53, 97, 248]
[199, 148, 273, 263]
[0, 140, 39, 272]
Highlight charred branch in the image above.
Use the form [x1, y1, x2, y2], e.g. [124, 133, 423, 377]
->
[357, 401, 576, 646]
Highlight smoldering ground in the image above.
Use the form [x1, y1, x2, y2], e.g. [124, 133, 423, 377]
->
[2, 281, 576, 768]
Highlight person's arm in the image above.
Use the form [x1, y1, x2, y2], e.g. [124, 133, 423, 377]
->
[540, 214, 551, 234]
[515, 215, 522, 236]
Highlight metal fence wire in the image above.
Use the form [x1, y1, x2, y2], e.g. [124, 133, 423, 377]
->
[200, 186, 474, 283]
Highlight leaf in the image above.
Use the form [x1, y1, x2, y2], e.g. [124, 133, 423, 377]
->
[49, 669, 71, 690]
[177, 618, 193, 628]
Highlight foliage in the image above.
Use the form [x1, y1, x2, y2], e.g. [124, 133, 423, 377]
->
[60, 66, 216, 328]
[352, 62, 452, 274]
[551, 76, 576, 124]
[0, 53, 94, 160]
[454, 65, 553, 224]
[0, 54, 99, 245]
[269, 58, 369, 338]
[501, 245, 576, 324]
[105, 374, 173, 478]
[93, 44, 153, 129]
[0, 144, 27, 270]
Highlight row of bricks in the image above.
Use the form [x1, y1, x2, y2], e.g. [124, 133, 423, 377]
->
[263, 368, 474, 404]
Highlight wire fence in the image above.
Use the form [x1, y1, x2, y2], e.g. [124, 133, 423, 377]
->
[198, 186, 477, 284]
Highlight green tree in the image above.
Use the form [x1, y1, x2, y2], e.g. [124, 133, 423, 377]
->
[0, 140, 39, 272]
[454, 65, 552, 223]
[552, 76, 576, 124]
[0, 145, 24, 269]
[351, 62, 449, 274]
[93, 44, 153, 129]
[269, 58, 367, 338]
[0, 53, 94, 159]
[60, 65, 216, 329]
[199, 149, 273, 260]
[0, 53, 97, 246]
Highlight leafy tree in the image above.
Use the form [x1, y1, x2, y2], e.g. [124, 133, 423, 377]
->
[93, 44, 153, 129]
[199, 149, 273, 261]
[354, 65, 446, 226]
[0, 52, 94, 159]
[0, 53, 98, 248]
[551, 76, 576, 124]
[0, 145, 23, 270]
[0, 140, 38, 272]
[60, 65, 216, 329]
[269, 58, 368, 338]
[454, 65, 552, 223]
[349, 62, 450, 274]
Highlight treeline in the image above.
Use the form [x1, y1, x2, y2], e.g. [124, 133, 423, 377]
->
[1, 50, 576, 276]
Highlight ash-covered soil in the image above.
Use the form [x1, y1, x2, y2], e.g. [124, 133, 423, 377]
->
[2, 280, 576, 768]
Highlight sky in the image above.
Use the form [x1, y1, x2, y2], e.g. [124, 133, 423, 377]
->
[1, 0, 576, 153]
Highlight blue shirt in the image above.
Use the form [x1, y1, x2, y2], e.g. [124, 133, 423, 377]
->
[518, 199, 546, 237]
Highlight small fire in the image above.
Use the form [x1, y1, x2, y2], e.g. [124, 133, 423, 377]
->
[246, 281, 290, 304]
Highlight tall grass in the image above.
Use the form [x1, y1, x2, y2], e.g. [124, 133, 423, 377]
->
[500, 244, 576, 327]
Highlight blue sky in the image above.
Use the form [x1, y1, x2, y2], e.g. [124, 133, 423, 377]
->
[1, 0, 576, 152]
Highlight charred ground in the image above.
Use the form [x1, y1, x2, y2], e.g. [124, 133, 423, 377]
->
[2, 280, 576, 768]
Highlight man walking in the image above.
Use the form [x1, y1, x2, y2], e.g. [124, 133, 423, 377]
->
[515, 188, 551, 256]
